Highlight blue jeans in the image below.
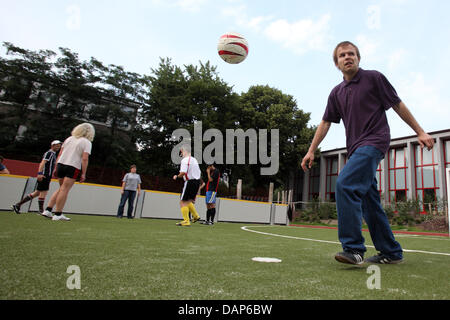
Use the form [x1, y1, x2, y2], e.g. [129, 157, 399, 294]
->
[117, 190, 137, 218]
[335, 146, 403, 259]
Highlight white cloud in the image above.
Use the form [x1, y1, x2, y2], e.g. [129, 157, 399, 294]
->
[149, 0, 208, 12]
[390, 71, 450, 136]
[221, 5, 249, 26]
[221, 5, 272, 32]
[247, 15, 274, 32]
[398, 72, 447, 114]
[388, 48, 408, 71]
[355, 34, 381, 64]
[264, 14, 332, 54]
[221, 4, 332, 55]
[175, 0, 208, 12]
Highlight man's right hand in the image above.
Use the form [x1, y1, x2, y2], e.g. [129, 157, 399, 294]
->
[301, 151, 315, 172]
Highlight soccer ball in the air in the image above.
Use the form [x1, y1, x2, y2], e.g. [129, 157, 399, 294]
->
[217, 32, 249, 64]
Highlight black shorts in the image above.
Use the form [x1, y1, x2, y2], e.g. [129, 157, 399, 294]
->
[36, 176, 51, 191]
[56, 163, 81, 180]
[181, 179, 201, 202]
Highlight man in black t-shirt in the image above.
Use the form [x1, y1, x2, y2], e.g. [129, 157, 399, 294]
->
[12, 140, 61, 215]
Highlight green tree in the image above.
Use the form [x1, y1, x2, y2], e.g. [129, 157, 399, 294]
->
[238, 85, 315, 190]
[138, 59, 240, 176]
[1, 42, 315, 196]
[0, 42, 56, 149]
[137, 58, 189, 175]
[0, 43, 141, 171]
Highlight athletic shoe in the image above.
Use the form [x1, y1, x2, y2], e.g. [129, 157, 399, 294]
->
[176, 221, 190, 226]
[11, 204, 20, 214]
[192, 216, 200, 223]
[42, 210, 53, 219]
[365, 253, 403, 264]
[335, 251, 365, 265]
[52, 214, 71, 221]
[59, 214, 71, 221]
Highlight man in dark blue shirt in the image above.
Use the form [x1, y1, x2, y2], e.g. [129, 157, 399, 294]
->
[12, 140, 61, 215]
[301, 41, 434, 265]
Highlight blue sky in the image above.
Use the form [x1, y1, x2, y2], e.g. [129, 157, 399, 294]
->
[1, 0, 449, 151]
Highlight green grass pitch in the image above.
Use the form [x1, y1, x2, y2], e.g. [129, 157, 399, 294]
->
[0, 211, 449, 300]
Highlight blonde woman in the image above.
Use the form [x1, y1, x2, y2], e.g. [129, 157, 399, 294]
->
[43, 123, 95, 221]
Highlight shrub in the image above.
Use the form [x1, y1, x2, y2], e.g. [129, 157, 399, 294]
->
[384, 205, 395, 221]
[294, 199, 336, 224]
[318, 202, 337, 220]
[384, 199, 424, 226]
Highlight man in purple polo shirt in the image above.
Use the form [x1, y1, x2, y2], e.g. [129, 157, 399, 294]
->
[301, 41, 434, 265]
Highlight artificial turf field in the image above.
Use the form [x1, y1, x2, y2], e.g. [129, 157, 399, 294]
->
[0, 211, 449, 300]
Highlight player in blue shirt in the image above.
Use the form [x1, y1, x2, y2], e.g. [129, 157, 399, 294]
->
[202, 164, 220, 225]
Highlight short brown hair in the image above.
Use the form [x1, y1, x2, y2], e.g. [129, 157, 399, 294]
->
[333, 41, 361, 65]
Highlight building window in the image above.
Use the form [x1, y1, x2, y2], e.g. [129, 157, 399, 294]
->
[445, 140, 450, 169]
[308, 166, 320, 200]
[388, 147, 408, 203]
[415, 145, 439, 211]
[325, 157, 338, 201]
[444, 140, 450, 197]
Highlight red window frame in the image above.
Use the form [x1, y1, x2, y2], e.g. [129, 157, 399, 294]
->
[414, 144, 439, 213]
[444, 140, 450, 199]
[325, 157, 338, 202]
[388, 147, 408, 203]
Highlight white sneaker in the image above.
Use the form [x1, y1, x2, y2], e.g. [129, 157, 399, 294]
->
[59, 214, 71, 221]
[42, 210, 53, 219]
[52, 214, 71, 221]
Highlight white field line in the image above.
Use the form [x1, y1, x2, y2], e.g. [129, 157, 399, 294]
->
[241, 226, 450, 257]
[393, 234, 450, 241]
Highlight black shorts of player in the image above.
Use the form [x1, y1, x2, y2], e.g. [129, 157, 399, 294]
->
[56, 163, 81, 180]
[36, 176, 51, 191]
[181, 179, 201, 202]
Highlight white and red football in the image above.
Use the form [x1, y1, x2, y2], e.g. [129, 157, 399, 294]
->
[217, 32, 249, 64]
